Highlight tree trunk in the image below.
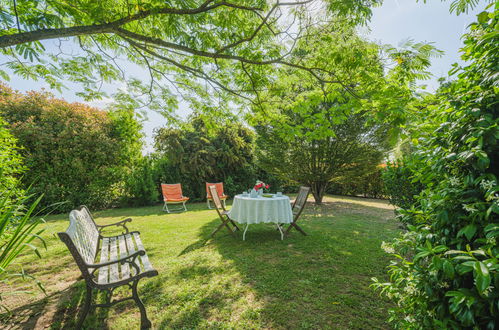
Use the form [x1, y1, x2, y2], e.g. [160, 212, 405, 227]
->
[310, 182, 327, 204]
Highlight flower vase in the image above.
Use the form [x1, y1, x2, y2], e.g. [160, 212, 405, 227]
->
[250, 188, 258, 198]
[258, 189, 263, 197]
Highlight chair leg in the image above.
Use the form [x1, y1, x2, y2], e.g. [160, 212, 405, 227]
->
[207, 199, 212, 209]
[286, 222, 307, 236]
[230, 220, 240, 231]
[131, 280, 152, 329]
[163, 202, 170, 213]
[222, 199, 226, 209]
[77, 284, 93, 329]
[183, 201, 187, 212]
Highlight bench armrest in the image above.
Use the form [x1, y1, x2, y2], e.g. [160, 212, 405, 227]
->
[97, 218, 132, 235]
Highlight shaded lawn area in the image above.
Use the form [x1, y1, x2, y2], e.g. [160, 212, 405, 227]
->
[1, 195, 399, 329]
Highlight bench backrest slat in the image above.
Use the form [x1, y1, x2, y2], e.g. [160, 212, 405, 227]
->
[66, 209, 99, 265]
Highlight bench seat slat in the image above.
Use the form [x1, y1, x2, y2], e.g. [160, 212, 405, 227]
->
[133, 233, 154, 272]
[98, 238, 110, 285]
[108, 238, 119, 283]
[118, 235, 130, 280]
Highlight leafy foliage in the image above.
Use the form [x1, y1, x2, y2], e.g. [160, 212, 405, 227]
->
[250, 22, 439, 203]
[382, 157, 425, 212]
[0, 191, 46, 311]
[372, 4, 498, 328]
[0, 84, 143, 211]
[329, 165, 386, 199]
[122, 156, 159, 207]
[256, 110, 391, 204]
[0, 0, 381, 115]
[0, 117, 26, 198]
[154, 115, 257, 200]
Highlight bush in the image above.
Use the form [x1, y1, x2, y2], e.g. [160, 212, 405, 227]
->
[0, 117, 26, 199]
[329, 166, 386, 199]
[154, 115, 258, 201]
[122, 156, 159, 206]
[382, 157, 424, 209]
[0, 84, 143, 211]
[0, 191, 46, 310]
[372, 7, 498, 329]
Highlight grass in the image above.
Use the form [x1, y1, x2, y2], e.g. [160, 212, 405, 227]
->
[1, 195, 400, 329]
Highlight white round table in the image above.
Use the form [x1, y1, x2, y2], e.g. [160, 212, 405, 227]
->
[228, 194, 293, 240]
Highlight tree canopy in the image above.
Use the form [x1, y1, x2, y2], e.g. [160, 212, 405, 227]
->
[250, 21, 439, 203]
[0, 0, 383, 116]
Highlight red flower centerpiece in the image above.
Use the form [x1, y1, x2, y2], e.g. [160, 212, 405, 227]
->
[254, 180, 270, 192]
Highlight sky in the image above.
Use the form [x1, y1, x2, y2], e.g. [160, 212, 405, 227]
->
[0, 0, 485, 152]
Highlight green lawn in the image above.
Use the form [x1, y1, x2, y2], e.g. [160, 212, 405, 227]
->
[1, 195, 399, 329]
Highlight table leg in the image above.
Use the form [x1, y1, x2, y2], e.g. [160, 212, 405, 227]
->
[243, 223, 250, 241]
[277, 223, 284, 240]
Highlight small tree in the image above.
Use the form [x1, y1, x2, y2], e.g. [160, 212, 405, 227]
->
[251, 22, 437, 204]
[256, 110, 391, 203]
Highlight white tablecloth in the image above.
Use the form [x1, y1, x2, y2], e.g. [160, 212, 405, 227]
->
[228, 194, 293, 224]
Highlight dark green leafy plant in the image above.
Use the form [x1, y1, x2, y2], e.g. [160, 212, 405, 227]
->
[329, 166, 386, 199]
[382, 156, 424, 211]
[372, 3, 498, 328]
[0, 191, 46, 311]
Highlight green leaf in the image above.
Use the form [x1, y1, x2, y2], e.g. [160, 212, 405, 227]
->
[473, 261, 490, 293]
[458, 224, 477, 240]
[443, 260, 455, 279]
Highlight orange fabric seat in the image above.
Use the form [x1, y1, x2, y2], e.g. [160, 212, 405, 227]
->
[161, 183, 189, 213]
[165, 197, 189, 202]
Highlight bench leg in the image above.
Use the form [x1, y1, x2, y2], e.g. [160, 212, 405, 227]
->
[77, 284, 92, 328]
[132, 280, 152, 329]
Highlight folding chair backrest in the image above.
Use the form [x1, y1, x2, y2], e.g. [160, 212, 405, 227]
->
[161, 183, 183, 200]
[292, 186, 311, 220]
[209, 185, 225, 214]
[206, 182, 225, 197]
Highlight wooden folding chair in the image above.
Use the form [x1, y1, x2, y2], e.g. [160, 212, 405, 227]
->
[285, 186, 311, 236]
[161, 183, 189, 213]
[209, 185, 239, 237]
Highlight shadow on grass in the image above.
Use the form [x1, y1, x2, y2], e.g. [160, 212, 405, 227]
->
[0, 282, 110, 330]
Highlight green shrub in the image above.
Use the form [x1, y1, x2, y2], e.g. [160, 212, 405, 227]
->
[0, 117, 26, 199]
[372, 6, 498, 329]
[122, 156, 159, 206]
[329, 166, 386, 199]
[0, 84, 143, 211]
[382, 157, 424, 210]
[154, 115, 258, 201]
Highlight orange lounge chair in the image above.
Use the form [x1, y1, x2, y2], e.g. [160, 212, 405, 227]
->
[161, 183, 189, 213]
[206, 182, 228, 209]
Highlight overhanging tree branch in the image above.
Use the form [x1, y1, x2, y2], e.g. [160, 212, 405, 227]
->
[0, 1, 264, 48]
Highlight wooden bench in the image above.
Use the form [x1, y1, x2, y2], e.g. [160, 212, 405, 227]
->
[58, 206, 158, 329]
